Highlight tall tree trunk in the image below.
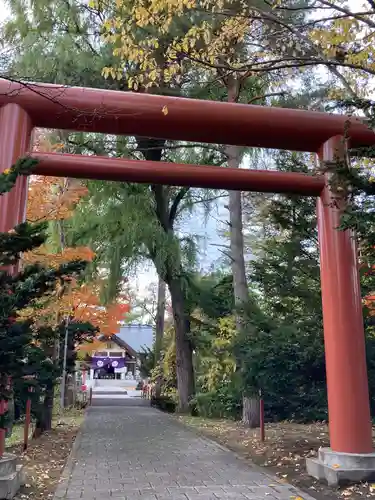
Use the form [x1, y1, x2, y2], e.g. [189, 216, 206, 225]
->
[38, 308, 63, 434]
[42, 381, 54, 431]
[226, 77, 260, 428]
[35, 380, 54, 434]
[228, 188, 249, 313]
[138, 136, 194, 412]
[168, 276, 195, 413]
[154, 277, 166, 397]
[38, 212, 68, 434]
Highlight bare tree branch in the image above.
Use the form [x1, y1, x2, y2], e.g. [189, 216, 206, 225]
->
[317, 0, 375, 29]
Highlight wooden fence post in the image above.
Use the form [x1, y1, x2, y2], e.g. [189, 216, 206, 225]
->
[259, 390, 265, 442]
[0, 400, 6, 458]
[23, 387, 33, 452]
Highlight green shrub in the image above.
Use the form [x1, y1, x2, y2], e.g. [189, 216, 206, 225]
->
[190, 386, 241, 419]
[150, 395, 176, 413]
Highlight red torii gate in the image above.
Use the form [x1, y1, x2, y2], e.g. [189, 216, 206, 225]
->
[1, 79, 375, 482]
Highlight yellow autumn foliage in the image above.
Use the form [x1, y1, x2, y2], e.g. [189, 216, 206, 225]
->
[94, 0, 375, 99]
[93, 0, 250, 89]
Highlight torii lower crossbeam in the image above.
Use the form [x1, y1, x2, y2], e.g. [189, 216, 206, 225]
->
[30, 152, 326, 195]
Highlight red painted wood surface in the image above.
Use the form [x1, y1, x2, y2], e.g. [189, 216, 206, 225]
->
[317, 136, 373, 453]
[0, 79, 374, 152]
[31, 152, 326, 195]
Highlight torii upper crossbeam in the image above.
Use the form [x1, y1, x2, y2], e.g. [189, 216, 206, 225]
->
[0, 79, 374, 151]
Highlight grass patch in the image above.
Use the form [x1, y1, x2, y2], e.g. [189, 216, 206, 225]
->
[5, 402, 85, 450]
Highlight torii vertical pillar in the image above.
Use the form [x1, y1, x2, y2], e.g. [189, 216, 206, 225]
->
[0, 103, 33, 233]
[306, 136, 375, 486]
[0, 103, 30, 500]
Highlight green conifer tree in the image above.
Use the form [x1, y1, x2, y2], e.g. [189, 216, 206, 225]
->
[0, 158, 88, 432]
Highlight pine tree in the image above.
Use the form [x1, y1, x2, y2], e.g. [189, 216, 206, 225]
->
[234, 151, 324, 420]
[251, 152, 321, 325]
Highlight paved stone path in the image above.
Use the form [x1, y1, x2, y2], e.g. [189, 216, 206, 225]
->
[54, 399, 314, 500]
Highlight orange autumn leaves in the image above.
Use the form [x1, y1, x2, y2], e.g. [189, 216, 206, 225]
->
[52, 280, 129, 334]
[24, 277, 130, 335]
[22, 133, 130, 332]
[26, 134, 92, 268]
[25, 174, 95, 267]
[22, 244, 96, 268]
[27, 175, 88, 225]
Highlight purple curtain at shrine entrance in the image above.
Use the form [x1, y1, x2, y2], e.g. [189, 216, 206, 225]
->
[91, 357, 126, 369]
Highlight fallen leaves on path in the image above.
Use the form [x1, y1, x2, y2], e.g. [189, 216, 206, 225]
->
[10, 420, 81, 499]
[178, 417, 375, 500]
